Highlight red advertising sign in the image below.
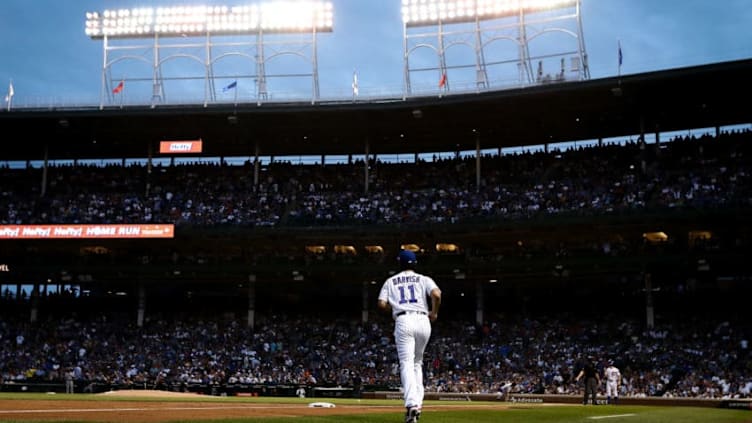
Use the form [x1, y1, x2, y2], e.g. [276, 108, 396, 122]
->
[159, 140, 203, 154]
[0, 224, 175, 239]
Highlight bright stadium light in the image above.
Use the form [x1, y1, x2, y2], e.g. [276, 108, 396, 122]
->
[402, 0, 577, 27]
[401, 0, 589, 96]
[85, 1, 333, 39]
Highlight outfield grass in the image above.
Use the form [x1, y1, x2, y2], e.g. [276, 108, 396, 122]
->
[0, 394, 749, 423]
[163, 406, 752, 423]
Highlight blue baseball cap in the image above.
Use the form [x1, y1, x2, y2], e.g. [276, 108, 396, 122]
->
[397, 250, 417, 265]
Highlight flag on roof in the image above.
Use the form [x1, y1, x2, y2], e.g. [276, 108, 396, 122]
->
[438, 72, 447, 88]
[618, 42, 623, 66]
[351, 71, 359, 96]
[223, 80, 237, 92]
[4, 80, 13, 110]
[112, 80, 124, 94]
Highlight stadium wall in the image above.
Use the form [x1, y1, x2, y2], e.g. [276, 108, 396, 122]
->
[3, 382, 750, 410]
[363, 391, 752, 410]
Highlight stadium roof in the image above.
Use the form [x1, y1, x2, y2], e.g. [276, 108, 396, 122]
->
[2, 58, 751, 161]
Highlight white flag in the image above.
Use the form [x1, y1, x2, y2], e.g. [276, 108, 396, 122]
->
[4, 81, 13, 103]
[351, 71, 359, 96]
[4, 80, 13, 110]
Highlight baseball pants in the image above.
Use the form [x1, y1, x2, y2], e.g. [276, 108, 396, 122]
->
[394, 313, 432, 409]
[606, 381, 619, 398]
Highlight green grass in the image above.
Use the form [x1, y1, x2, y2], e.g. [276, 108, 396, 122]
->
[163, 406, 752, 423]
[0, 393, 749, 423]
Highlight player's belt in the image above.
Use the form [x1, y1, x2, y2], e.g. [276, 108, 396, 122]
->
[396, 311, 427, 317]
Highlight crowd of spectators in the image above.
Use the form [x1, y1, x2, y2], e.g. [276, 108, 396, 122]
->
[1, 129, 750, 227]
[1, 312, 750, 399]
[1, 130, 751, 401]
[0, 131, 752, 398]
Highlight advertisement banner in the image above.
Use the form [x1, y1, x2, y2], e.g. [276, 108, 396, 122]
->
[0, 224, 175, 239]
[159, 140, 203, 154]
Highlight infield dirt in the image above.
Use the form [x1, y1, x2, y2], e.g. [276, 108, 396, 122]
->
[0, 390, 512, 422]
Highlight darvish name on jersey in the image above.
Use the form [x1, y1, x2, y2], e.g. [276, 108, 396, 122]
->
[391, 275, 420, 284]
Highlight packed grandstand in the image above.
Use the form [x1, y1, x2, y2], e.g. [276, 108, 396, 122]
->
[1, 129, 749, 227]
[0, 312, 749, 399]
[1, 57, 751, 404]
[1, 128, 750, 400]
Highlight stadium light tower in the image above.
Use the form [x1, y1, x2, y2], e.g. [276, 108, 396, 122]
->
[401, 0, 590, 97]
[85, 1, 334, 108]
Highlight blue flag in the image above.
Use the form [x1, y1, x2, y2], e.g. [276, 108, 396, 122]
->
[618, 42, 623, 67]
[223, 81, 237, 92]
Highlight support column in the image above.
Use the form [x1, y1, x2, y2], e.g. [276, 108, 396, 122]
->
[247, 275, 256, 329]
[364, 139, 370, 194]
[253, 143, 260, 191]
[40, 145, 49, 197]
[475, 133, 481, 193]
[475, 280, 484, 326]
[137, 281, 145, 328]
[146, 142, 153, 197]
[639, 115, 646, 143]
[29, 283, 39, 323]
[640, 125, 647, 175]
[361, 281, 369, 324]
[644, 273, 654, 329]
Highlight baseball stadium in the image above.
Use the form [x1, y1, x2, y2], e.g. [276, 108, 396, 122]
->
[1, 1, 752, 422]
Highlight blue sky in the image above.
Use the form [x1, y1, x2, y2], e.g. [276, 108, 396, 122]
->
[1, 0, 751, 106]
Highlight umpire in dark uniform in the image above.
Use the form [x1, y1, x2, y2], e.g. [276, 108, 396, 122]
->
[574, 357, 600, 405]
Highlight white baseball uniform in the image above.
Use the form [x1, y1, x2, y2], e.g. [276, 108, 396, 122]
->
[378, 269, 438, 410]
[605, 365, 621, 398]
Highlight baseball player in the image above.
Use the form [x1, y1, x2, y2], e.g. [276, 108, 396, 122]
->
[604, 360, 621, 404]
[378, 249, 442, 423]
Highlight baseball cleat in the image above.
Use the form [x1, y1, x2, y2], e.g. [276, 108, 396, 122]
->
[405, 406, 420, 423]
